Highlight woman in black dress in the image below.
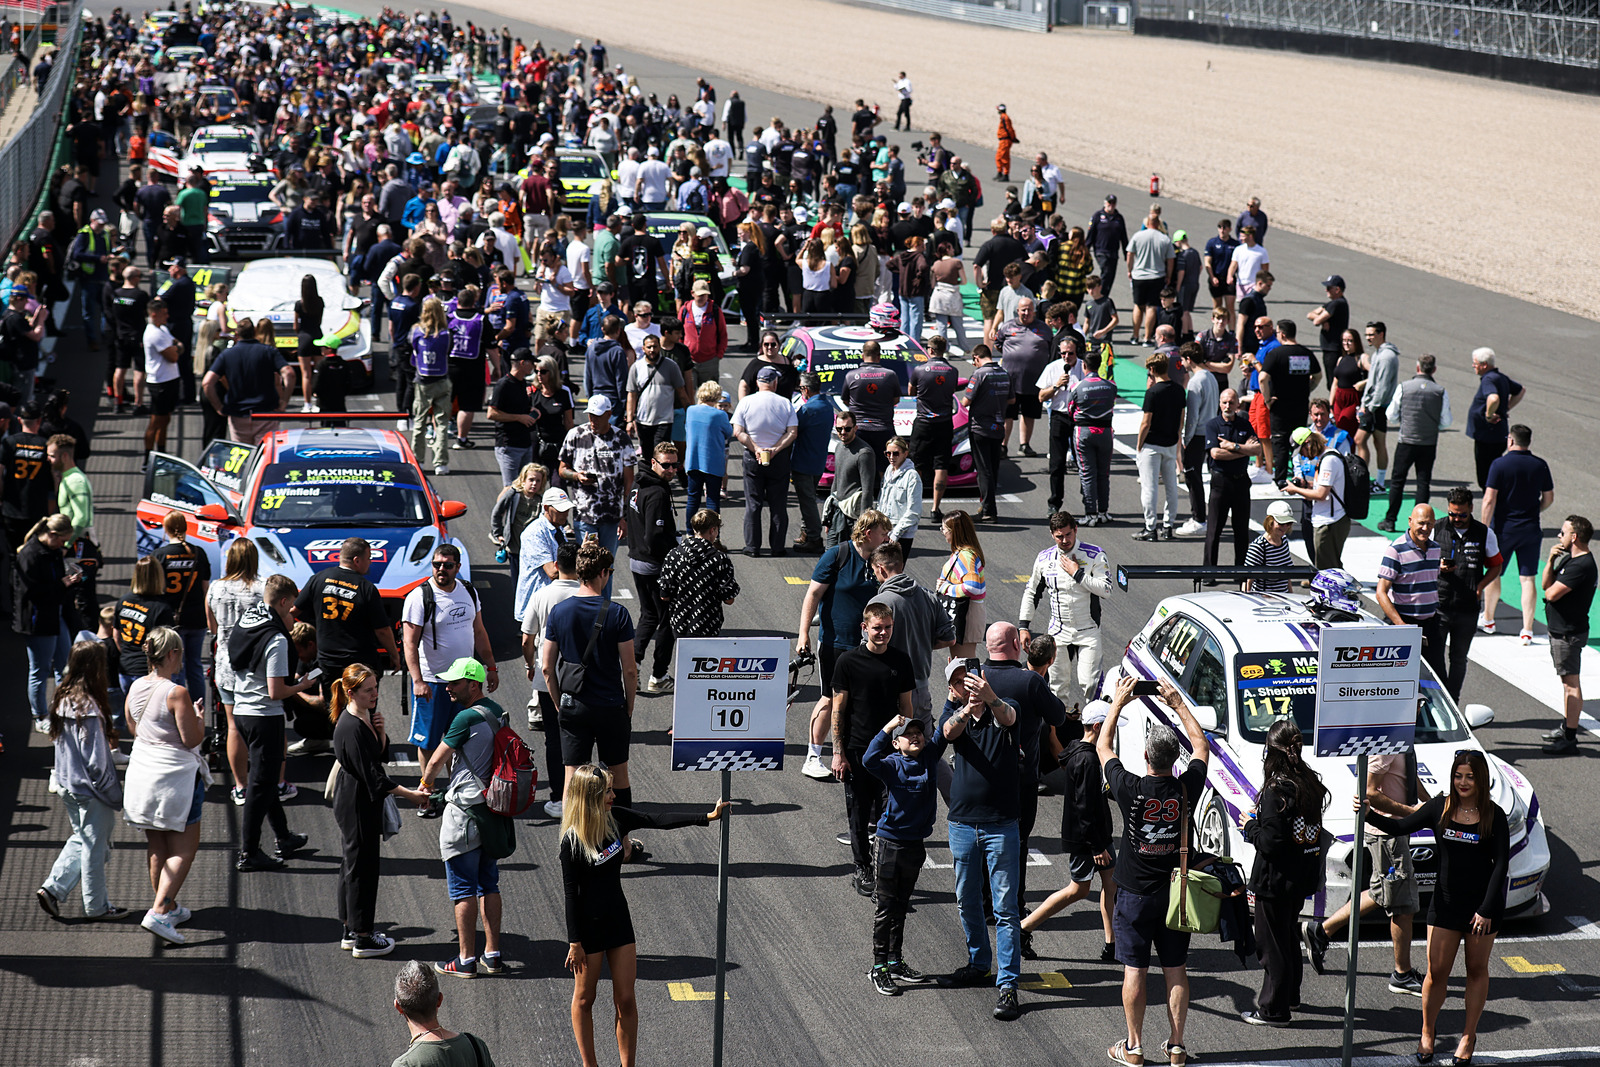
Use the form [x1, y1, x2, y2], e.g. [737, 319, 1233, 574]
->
[560, 763, 728, 1067]
[531, 355, 574, 482]
[293, 274, 325, 412]
[329, 663, 428, 959]
[1363, 749, 1509, 1066]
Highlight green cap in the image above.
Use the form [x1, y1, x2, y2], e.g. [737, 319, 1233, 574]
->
[1290, 426, 1313, 447]
[438, 657, 487, 684]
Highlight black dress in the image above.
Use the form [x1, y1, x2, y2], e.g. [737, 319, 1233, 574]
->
[332, 712, 397, 934]
[1367, 795, 1510, 933]
[560, 806, 710, 953]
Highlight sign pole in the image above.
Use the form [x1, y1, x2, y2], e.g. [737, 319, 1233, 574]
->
[711, 768, 731, 1067]
[1340, 753, 1369, 1067]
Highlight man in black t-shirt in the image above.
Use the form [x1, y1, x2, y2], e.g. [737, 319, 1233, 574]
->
[1541, 516, 1597, 755]
[487, 349, 536, 487]
[1135, 354, 1187, 540]
[1257, 320, 1321, 487]
[293, 537, 400, 689]
[1308, 274, 1349, 360]
[0, 403, 50, 551]
[150, 510, 213, 701]
[832, 603, 915, 896]
[973, 219, 1027, 328]
[618, 218, 667, 310]
[1097, 675, 1210, 1061]
[1235, 271, 1272, 356]
[109, 266, 152, 412]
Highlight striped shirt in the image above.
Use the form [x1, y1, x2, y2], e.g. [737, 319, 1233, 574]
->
[937, 548, 986, 601]
[1376, 533, 1442, 621]
[1243, 534, 1294, 592]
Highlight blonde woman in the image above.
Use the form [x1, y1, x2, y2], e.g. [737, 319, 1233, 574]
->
[205, 538, 262, 798]
[123, 627, 206, 945]
[491, 462, 550, 580]
[196, 282, 232, 376]
[560, 764, 728, 1067]
[734, 220, 766, 349]
[410, 296, 454, 474]
[850, 223, 878, 316]
[935, 510, 987, 660]
[799, 237, 834, 315]
[670, 221, 698, 305]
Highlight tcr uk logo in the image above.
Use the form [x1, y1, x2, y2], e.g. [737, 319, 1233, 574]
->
[1333, 646, 1409, 663]
[691, 657, 781, 673]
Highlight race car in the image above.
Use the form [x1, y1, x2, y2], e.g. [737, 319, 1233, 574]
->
[196, 84, 247, 124]
[550, 148, 614, 218]
[1103, 585, 1551, 921]
[225, 257, 372, 378]
[180, 124, 273, 179]
[640, 211, 737, 299]
[135, 429, 472, 617]
[203, 174, 286, 256]
[779, 321, 978, 491]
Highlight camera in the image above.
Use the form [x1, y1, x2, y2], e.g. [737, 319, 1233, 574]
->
[790, 647, 816, 673]
[911, 140, 925, 151]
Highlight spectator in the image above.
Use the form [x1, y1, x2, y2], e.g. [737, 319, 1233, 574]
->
[626, 442, 682, 696]
[206, 539, 263, 795]
[683, 380, 733, 514]
[994, 297, 1052, 456]
[1036, 335, 1084, 516]
[486, 349, 537, 487]
[1466, 347, 1525, 489]
[1539, 515, 1596, 756]
[790, 373, 834, 553]
[141, 297, 183, 462]
[532, 355, 576, 478]
[584, 315, 632, 416]
[1097, 676, 1210, 1067]
[1375, 505, 1448, 683]
[1379, 354, 1450, 532]
[1306, 274, 1349, 365]
[1133, 352, 1184, 541]
[625, 334, 690, 459]
[520, 540, 582, 802]
[1204, 389, 1263, 569]
[329, 663, 429, 958]
[109, 265, 151, 412]
[513, 486, 575, 626]
[875, 437, 922, 561]
[401, 544, 495, 769]
[122, 627, 205, 945]
[1357, 321, 1401, 493]
[391, 960, 497, 1065]
[936, 658, 1024, 1022]
[1281, 427, 1350, 570]
[16, 514, 79, 729]
[1243, 501, 1298, 593]
[730, 365, 798, 557]
[935, 511, 988, 660]
[491, 463, 548, 587]
[1437, 488, 1503, 703]
[558, 395, 637, 595]
[680, 279, 728, 387]
[1258, 320, 1322, 488]
[149, 511, 211, 704]
[1480, 424, 1554, 640]
[203, 316, 293, 445]
[823, 411, 879, 547]
[868, 542, 956, 730]
[1176, 345, 1217, 536]
[1086, 196, 1128, 298]
[660, 507, 741, 643]
[1125, 216, 1174, 347]
[418, 658, 514, 979]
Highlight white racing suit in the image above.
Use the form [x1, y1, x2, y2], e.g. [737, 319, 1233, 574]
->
[1019, 541, 1114, 716]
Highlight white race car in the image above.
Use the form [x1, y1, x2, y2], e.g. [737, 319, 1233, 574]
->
[1105, 588, 1550, 920]
[180, 124, 273, 179]
[224, 257, 371, 378]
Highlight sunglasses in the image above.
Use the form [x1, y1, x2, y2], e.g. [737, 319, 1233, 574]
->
[432, 560, 458, 570]
[658, 461, 681, 469]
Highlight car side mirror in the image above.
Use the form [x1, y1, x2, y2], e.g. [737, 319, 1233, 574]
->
[1464, 703, 1495, 729]
[1191, 705, 1219, 732]
[194, 503, 230, 523]
[438, 500, 468, 520]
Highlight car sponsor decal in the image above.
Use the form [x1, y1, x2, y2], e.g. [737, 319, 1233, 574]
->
[302, 537, 389, 564]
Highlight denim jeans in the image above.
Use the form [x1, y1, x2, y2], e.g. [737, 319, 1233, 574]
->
[494, 444, 532, 488]
[573, 516, 619, 597]
[78, 281, 104, 345]
[26, 619, 70, 721]
[179, 627, 207, 705]
[949, 818, 1022, 989]
[792, 471, 823, 542]
[44, 791, 116, 916]
[687, 470, 722, 513]
[898, 295, 926, 343]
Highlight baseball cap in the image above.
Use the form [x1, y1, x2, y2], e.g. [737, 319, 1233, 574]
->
[1173, 229, 1187, 242]
[89, 208, 108, 224]
[616, 204, 633, 216]
[585, 394, 613, 416]
[541, 487, 576, 512]
[163, 256, 187, 269]
[945, 657, 980, 682]
[696, 226, 714, 240]
[1081, 699, 1112, 726]
[511, 346, 535, 363]
[1105, 192, 1118, 204]
[1323, 274, 1346, 289]
[896, 202, 912, 214]
[538, 132, 554, 144]
[937, 197, 956, 210]
[692, 278, 712, 295]
[793, 208, 808, 224]
[756, 365, 781, 383]
[1290, 425, 1316, 447]
[891, 719, 925, 740]
[1265, 500, 1297, 525]
[438, 657, 487, 684]
[646, 145, 660, 157]
[690, 166, 701, 176]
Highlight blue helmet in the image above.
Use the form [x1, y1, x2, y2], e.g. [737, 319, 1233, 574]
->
[1310, 568, 1363, 615]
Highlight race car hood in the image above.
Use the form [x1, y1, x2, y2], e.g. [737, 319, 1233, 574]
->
[211, 200, 280, 223]
[248, 524, 453, 594]
[188, 152, 257, 173]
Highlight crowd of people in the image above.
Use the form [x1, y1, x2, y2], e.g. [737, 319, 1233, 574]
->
[4, 4, 1594, 1067]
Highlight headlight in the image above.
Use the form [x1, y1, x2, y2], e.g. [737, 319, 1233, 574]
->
[1506, 787, 1528, 831]
[409, 535, 435, 564]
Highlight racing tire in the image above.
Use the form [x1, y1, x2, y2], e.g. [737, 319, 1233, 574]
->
[1197, 790, 1231, 859]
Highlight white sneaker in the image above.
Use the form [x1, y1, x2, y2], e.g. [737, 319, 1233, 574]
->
[352, 932, 397, 958]
[231, 787, 246, 807]
[543, 800, 563, 818]
[111, 749, 130, 766]
[1176, 519, 1206, 536]
[801, 754, 832, 780]
[1248, 465, 1274, 484]
[142, 909, 185, 945]
[396, 418, 411, 432]
[31, 717, 50, 734]
[434, 465, 450, 476]
[646, 675, 674, 694]
[167, 903, 192, 925]
[286, 738, 331, 756]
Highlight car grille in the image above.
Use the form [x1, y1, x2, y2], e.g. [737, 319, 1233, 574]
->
[223, 226, 276, 252]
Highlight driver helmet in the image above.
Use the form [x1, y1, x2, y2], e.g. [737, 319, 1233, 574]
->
[1310, 568, 1364, 616]
[868, 301, 900, 331]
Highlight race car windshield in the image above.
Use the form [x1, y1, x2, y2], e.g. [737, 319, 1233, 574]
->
[559, 156, 606, 179]
[194, 136, 255, 154]
[1235, 653, 1469, 745]
[252, 462, 430, 527]
[212, 184, 274, 202]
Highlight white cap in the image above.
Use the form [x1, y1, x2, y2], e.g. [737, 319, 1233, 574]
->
[1265, 500, 1297, 526]
[541, 487, 576, 512]
[585, 394, 614, 416]
[1081, 699, 1112, 725]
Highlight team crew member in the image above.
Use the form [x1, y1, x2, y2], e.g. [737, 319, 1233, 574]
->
[1363, 751, 1509, 1066]
[410, 296, 455, 475]
[1022, 699, 1117, 963]
[861, 715, 948, 996]
[329, 663, 430, 958]
[560, 764, 728, 1066]
[1436, 488, 1503, 702]
[113, 557, 174, 690]
[294, 538, 401, 690]
[908, 336, 960, 523]
[842, 340, 902, 474]
[961, 344, 1010, 523]
[2, 401, 51, 551]
[402, 544, 495, 770]
[831, 603, 916, 896]
[1019, 511, 1113, 717]
[1204, 389, 1263, 568]
[1237, 721, 1327, 1027]
[1098, 676, 1210, 1067]
[149, 512, 212, 705]
[796, 511, 890, 780]
[1065, 351, 1117, 525]
[109, 266, 151, 413]
[447, 286, 491, 449]
[521, 542, 583, 813]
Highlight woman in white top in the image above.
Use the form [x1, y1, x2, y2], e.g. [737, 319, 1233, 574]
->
[122, 626, 206, 945]
[799, 237, 835, 316]
[205, 537, 263, 799]
[875, 436, 924, 561]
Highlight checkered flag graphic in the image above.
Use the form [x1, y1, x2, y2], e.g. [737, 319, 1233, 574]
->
[682, 750, 782, 771]
[1329, 735, 1414, 756]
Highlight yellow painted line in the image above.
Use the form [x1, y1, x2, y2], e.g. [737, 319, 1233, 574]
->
[1019, 971, 1072, 990]
[999, 575, 1031, 583]
[784, 576, 808, 585]
[1500, 956, 1565, 974]
[667, 981, 727, 1001]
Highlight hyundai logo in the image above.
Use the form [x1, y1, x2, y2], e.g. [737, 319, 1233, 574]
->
[1410, 847, 1435, 863]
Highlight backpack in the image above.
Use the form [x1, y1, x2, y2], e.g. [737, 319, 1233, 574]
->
[1322, 449, 1370, 522]
[419, 578, 478, 649]
[479, 708, 537, 816]
[684, 182, 707, 213]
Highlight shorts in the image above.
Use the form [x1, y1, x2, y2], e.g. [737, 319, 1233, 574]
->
[558, 697, 632, 766]
[1356, 408, 1388, 434]
[909, 416, 953, 472]
[186, 773, 205, 826]
[820, 642, 844, 697]
[449, 359, 487, 412]
[407, 680, 457, 750]
[939, 594, 987, 646]
[1067, 846, 1114, 884]
[296, 330, 322, 361]
[444, 848, 501, 901]
[1365, 835, 1419, 916]
[114, 336, 141, 370]
[1114, 887, 1190, 969]
[1005, 392, 1043, 421]
[1131, 276, 1164, 307]
[1499, 527, 1542, 577]
[1550, 633, 1587, 677]
[1207, 278, 1231, 299]
[1248, 392, 1271, 441]
[149, 378, 180, 416]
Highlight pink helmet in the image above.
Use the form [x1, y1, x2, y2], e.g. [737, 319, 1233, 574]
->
[868, 301, 901, 331]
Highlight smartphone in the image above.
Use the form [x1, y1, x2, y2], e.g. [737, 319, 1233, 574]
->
[1131, 678, 1161, 697]
[301, 666, 323, 683]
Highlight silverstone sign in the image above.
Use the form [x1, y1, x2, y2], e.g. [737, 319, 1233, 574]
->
[1314, 624, 1422, 757]
[671, 638, 788, 771]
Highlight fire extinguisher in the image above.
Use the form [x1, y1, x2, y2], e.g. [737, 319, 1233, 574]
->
[1149, 173, 1162, 197]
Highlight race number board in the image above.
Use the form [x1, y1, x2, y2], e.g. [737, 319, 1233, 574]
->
[1313, 623, 1422, 758]
[672, 637, 788, 772]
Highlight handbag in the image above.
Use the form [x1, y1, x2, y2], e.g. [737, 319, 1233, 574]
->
[381, 794, 403, 840]
[1165, 781, 1225, 934]
[553, 597, 611, 699]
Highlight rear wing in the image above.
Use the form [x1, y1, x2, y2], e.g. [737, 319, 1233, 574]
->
[1115, 564, 1316, 593]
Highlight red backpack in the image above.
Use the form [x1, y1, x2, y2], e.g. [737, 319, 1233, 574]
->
[481, 712, 537, 817]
